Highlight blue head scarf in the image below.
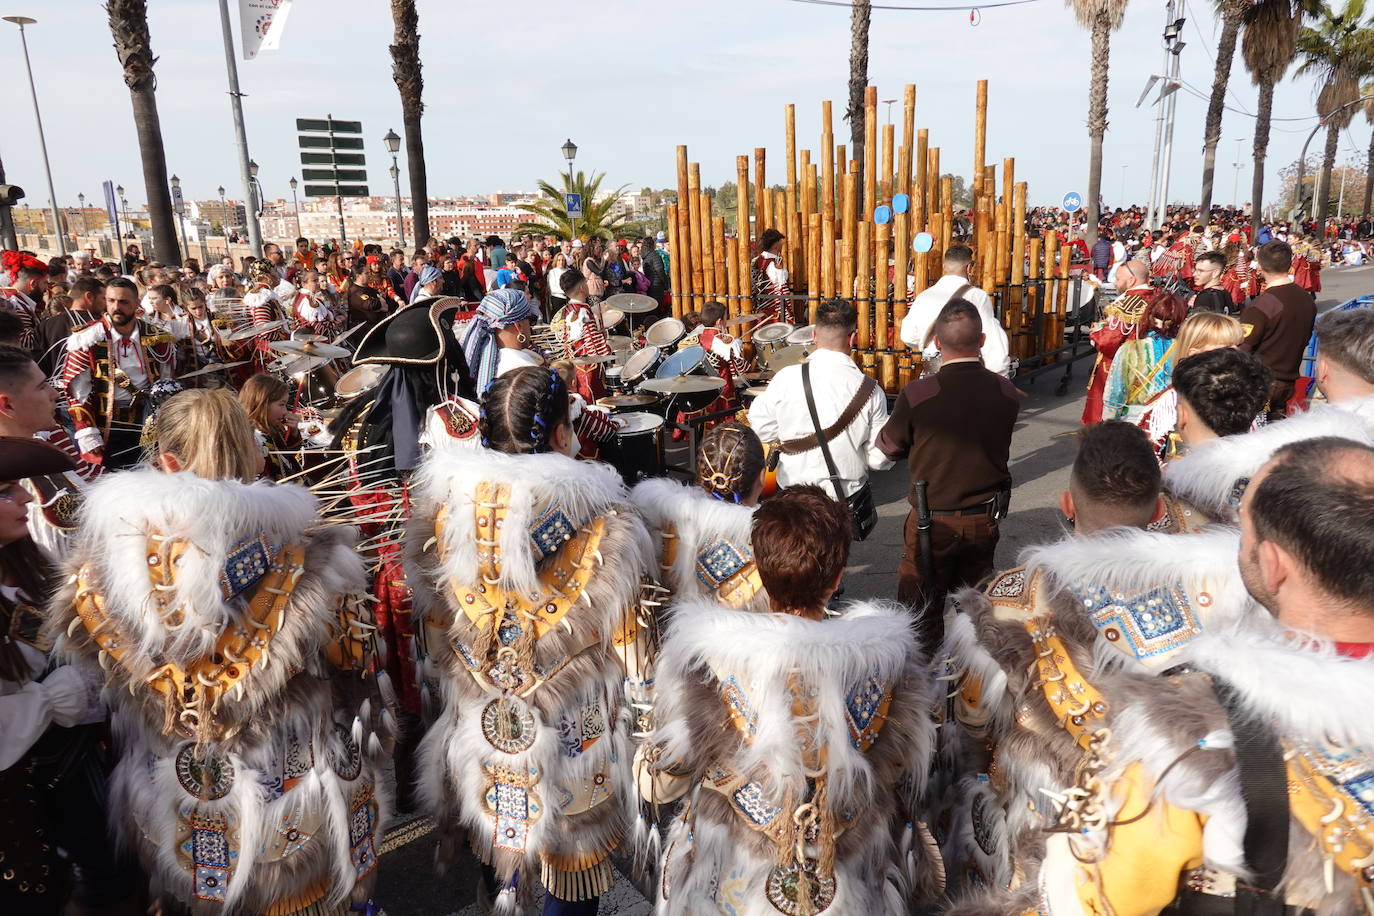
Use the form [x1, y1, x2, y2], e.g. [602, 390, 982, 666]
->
[409, 264, 443, 303]
[461, 288, 539, 392]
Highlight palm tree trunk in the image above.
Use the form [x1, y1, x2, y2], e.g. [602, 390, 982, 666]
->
[1363, 127, 1374, 217]
[390, 0, 430, 248]
[1250, 78, 1276, 236]
[1084, 11, 1111, 248]
[1198, 0, 1244, 214]
[847, 0, 871, 209]
[106, 0, 179, 265]
[1314, 120, 1340, 237]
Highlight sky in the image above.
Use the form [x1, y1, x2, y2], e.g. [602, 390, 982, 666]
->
[0, 0, 1365, 213]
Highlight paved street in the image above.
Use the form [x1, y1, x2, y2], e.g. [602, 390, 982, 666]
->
[373, 264, 1373, 915]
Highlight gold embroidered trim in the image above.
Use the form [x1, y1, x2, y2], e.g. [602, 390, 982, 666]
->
[1024, 618, 1109, 751]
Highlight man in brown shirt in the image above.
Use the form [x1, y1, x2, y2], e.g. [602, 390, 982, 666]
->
[1239, 239, 1317, 421]
[877, 298, 1020, 648]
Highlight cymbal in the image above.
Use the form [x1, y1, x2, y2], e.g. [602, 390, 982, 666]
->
[269, 338, 351, 359]
[724, 312, 763, 327]
[279, 354, 333, 375]
[600, 307, 626, 329]
[331, 323, 366, 346]
[224, 319, 287, 341]
[572, 353, 616, 366]
[596, 393, 660, 410]
[178, 360, 248, 380]
[602, 293, 659, 314]
[291, 333, 330, 344]
[639, 375, 725, 395]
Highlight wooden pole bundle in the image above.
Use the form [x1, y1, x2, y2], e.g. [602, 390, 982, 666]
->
[665, 80, 1031, 393]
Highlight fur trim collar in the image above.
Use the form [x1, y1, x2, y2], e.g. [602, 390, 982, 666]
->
[409, 447, 630, 599]
[1020, 527, 1256, 670]
[1186, 621, 1374, 749]
[1163, 407, 1373, 519]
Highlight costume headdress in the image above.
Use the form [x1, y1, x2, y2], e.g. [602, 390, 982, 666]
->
[460, 289, 539, 392]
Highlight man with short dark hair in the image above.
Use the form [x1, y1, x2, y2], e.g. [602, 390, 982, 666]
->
[1190, 250, 1232, 314]
[750, 297, 892, 498]
[1172, 347, 1272, 449]
[879, 298, 1020, 646]
[1240, 239, 1316, 421]
[4, 264, 48, 352]
[1061, 419, 1164, 531]
[1314, 308, 1374, 428]
[901, 243, 1010, 376]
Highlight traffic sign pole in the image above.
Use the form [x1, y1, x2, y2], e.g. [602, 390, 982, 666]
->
[297, 114, 368, 245]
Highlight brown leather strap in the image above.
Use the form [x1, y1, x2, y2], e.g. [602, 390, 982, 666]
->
[779, 373, 878, 455]
[921, 282, 975, 349]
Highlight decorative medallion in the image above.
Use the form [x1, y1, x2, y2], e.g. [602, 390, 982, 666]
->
[218, 533, 275, 600]
[844, 671, 891, 751]
[482, 697, 537, 754]
[530, 506, 577, 561]
[176, 744, 236, 800]
[971, 792, 998, 857]
[696, 539, 749, 590]
[765, 862, 836, 915]
[330, 722, 363, 781]
[1073, 582, 1202, 661]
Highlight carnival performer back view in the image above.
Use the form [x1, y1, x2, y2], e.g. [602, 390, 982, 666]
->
[405, 365, 653, 915]
[642, 485, 942, 914]
[48, 389, 393, 915]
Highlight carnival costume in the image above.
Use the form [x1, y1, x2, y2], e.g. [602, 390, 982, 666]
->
[630, 477, 768, 612]
[1150, 234, 1195, 287]
[48, 469, 392, 915]
[645, 598, 941, 915]
[561, 297, 612, 403]
[751, 249, 792, 325]
[1293, 239, 1323, 293]
[1081, 286, 1152, 425]
[462, 288, 542, 394]
[405, 446, 654, 910]
[292, 289, 341, 339]
[243, 259, 291, 373]
[21, 426, 104, 560]
[60, 315, 179, 465]
[939, 527, 1251, 893]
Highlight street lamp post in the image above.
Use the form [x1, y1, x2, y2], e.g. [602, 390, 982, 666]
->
[289, 176, 301, 239]
[5, 15, 64, 254]
[169, 174, 189, 263]
[561, 138, 578, 242]
[77, 192, 85, 235]
[384, 129, 404, 249]
[116, 184, 125, 238]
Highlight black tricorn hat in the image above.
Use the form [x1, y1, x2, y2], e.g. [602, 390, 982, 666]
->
[352, 296, 467, 366]
[0, 437, 76, 480]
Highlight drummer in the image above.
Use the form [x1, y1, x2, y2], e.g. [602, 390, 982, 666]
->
[173, 288, 235, 380]
[680, 300, 746, 430]
[241, 258, 291, 373]
[290, 270, 341, 339]
[557, 268, 612, 401]
[460, 288, 545, 392]
[550, 358, 617, 460]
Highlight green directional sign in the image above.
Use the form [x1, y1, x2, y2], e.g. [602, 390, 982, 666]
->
[304, 184, 370, 198]
[300, 152, 366, 166]
[302, 168, 368, 183]
[296, 118, 363, 134]
[299, 135, 364, 150]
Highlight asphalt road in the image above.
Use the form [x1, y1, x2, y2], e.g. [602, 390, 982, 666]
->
[372, 263, 1374, 915]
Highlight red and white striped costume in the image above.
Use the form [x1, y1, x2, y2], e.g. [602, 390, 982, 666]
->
[3, 289, 40, 351]
[751, 250, 792, 324]
[561, 298, 611, 402]
[291, 290, 340, 338]
[243, 284, 290, 371]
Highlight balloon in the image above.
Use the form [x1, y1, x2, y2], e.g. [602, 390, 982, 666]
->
[873, 205, 893, 225]
[892, 193, 910, 214]
[913, 232, 934, 253]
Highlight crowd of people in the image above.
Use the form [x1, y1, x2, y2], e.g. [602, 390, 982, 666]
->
[0, 204, 1369, 916]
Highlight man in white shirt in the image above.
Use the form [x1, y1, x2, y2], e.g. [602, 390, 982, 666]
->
[749, 297, 892, 498]
[900, 244, 1011, 377]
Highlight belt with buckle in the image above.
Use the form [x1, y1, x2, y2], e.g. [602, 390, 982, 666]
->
[929, 498, 996, 517]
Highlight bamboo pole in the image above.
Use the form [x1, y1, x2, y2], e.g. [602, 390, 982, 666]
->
[801, 150, 815, 217]
[1012, 181, 1027, 286]
[901, 84, 916, 198]
[1001, 158, 1015, 283]
[822, 216, 836, 301]
[836, 145, 847, 220]
[863, 86, 877, 213]
[841, 165, 858, 297]
[754, 148, 767, 235]
[855, 221, 872, 349]
[893, 210, 909, 329]
[785, 104, 801, 283]
[737, 155, 752, 316]
[687, 163, 704, 308]
[973, 79, 988, 202]
[940, 175, 953, 256]
[881, 123, 895, 206]
[821, 101, 836, 227]
[676, 147, 692, 307]
[914, 129, 929, 233]
[667, 202, 682, 317]
[711, 214, 727, 305]
[762, 185, 774, 232]
[928, 146, 941, 220]
[806, 213, 821, 325]
[725, 235, 739, 309]
[1043, 230, 1059, 359]
[983, 163, 998, 290]
[874, 217, 891, 350]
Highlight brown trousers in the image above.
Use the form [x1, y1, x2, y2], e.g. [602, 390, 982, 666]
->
[897, 509, 1000, 652]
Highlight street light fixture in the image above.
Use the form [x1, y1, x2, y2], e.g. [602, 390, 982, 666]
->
[383, 129, 404, 249]
[562, 138, 578, 241]
[289, 176, 301, 239]
[247, 160, 262, 223]
[5, 15, 65, 254]
[77, 191, 85, 235]
[169, 174, 189, 262]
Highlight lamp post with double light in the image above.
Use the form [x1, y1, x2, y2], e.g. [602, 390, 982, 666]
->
[289, 176, 301, 239]
[384, 129, 404, 249]
[561, 138, 578, 242]
[170, 174, 189, 262]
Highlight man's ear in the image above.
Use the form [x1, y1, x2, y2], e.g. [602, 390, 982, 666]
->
[1059, 490, 1075, 526]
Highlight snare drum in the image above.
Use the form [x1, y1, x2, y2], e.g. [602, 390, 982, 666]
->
[607, 411, 665, 485]
[622, 346, 664, 385]
[786, 325, 816, 348]
[655, 345, 707, 379]
[645, 316, 686, 349]
[604, 365, 626, 393]
[334, 363, 388, 400]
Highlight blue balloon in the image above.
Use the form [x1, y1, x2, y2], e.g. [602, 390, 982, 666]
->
[892, 193, 910, 214]
[913, 232, 935, 253]
[873, 205, 893, 225]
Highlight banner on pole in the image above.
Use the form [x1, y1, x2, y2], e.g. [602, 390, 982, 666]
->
[240, 0, 294, 60]
[102, 180, 118, 226]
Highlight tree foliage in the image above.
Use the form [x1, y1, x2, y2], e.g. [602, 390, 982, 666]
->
[514, 170, 631, 241]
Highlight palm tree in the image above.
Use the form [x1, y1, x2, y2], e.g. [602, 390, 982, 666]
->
[846, 0, 872, 207]
[1065, 0, 1130, 247]
[1198, 0, 1253, 215]
[514, 171, 631, 241]
[1241, 0, 1301, 234]
[1363, 84, 1374, 216]
[390, 0, 430, 248]
[106, 0, 179, 264]
[1296, 0, 1374, 232]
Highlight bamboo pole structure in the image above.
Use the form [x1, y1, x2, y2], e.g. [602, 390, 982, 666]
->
[841, 165, 858, 296]
[737, 155, 752, 316]
[822, 216, 836, 301]
[940, 175, 953, 256]
[667, 202, 682, 317]
[711, 214, 727, 307]
[914, 129, 929, 233]
[863, 86, 878, 213]
[785, 104, 801, 283]
[675, 147, 692, 308]
[754, 148, 767, 236]
[855, 221, 872, 350]
[973, 79, 988, 204]
[893, 210, 910, 329]
[806, 213, 821, 325]
[901, 84, 916, 198]
[687, 163, 704, 310]
[821, 101, 836, 227]
[881, 123, 895, 206]
[725, 235, 739, 309]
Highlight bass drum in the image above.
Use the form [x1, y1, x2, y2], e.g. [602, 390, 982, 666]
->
[622, 345, 664, 385]
[655, 345, 707, 379]
[606, 411, 665, 486]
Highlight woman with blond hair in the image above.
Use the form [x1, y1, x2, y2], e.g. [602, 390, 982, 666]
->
[48, 387, 393, 915]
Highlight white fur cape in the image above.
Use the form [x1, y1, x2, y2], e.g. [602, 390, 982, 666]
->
[1164, 405, 1373, 519]
[630, 477, 767, 611]
[651, 599, 940, 914]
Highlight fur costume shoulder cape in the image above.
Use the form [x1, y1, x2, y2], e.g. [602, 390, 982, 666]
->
[649, 598, 942, 915]
[48, 469, 388, 915]
[630, 476, 768, 611]
[404, 447, 653, 909]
